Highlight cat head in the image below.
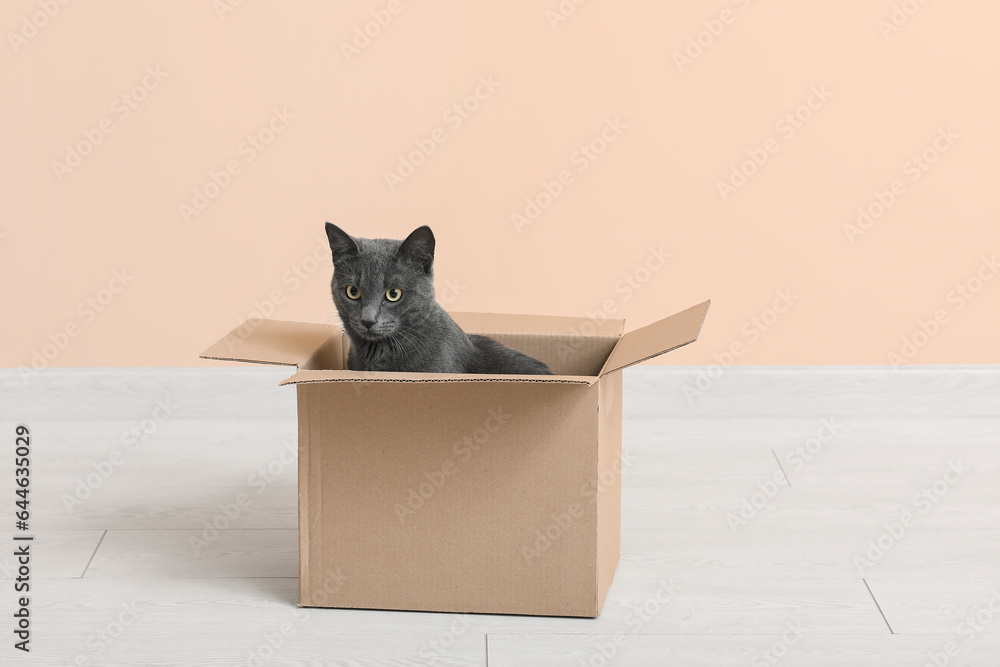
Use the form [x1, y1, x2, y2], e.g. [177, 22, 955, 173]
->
[325, 223, 437, 341]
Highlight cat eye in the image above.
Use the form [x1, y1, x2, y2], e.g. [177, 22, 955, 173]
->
[346, 285, 361, 300]
[385, 288, 402, 302]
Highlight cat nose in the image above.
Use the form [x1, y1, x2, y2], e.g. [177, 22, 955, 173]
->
[361, 317, 376, 329]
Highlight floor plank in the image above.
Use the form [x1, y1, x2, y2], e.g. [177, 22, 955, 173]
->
[487, 633, 1000, 667]
[30, 576, 885, 635]
[867, 578, 1000, 634]
[618, 524, 1000, 578]
[622, 366, 1000, 417]
[9, 419, 297, 490]
[32, 485, 297, 531]
[0, 367, 295, 421]
[84, 530, 297, 578]
[12, 632, 486, 667]
[5, 365, 1000, 420]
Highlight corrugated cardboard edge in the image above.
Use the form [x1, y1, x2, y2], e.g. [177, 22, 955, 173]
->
[279, 369, 599, 386]
[599, 300, 711, 376]
[296, 385, 312, 606]
[595, 370, 624, 616]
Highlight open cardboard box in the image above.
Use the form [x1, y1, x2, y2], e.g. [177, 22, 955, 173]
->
[201, 300, 710, 617]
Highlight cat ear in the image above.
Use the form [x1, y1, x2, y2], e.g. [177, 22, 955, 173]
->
[325, 223, 359, 263]
[397, 225, 435, 273]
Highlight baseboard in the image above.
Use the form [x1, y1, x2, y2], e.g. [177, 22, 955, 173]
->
[622, 365, 1000, 418]
[1, 365, 998, 421]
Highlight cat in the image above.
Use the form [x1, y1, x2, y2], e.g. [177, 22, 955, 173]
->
[325, 223, 552, 375]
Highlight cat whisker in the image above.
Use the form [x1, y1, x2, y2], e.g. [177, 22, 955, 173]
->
[394, 328, 429, 361]
[388, 331, 410, 361]
[389, 330, 417, 364]
[388, 334, 403, 360]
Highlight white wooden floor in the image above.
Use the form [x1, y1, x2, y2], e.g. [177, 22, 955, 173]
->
[1, 366, 999, 666]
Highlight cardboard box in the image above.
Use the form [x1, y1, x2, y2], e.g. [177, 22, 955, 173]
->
[201, 300, 709, 617]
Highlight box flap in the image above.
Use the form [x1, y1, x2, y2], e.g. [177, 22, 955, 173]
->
[200, 319, 337, 367]
[599, 300, 710, 376]
[450, 311, 624, 337]
[279, 368, 598, 386]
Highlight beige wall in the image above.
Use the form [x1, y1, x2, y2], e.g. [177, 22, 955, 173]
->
[2, 0, 997, 371]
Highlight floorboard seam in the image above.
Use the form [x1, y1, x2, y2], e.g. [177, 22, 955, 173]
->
[771, 448, 791, 486]
[79, 529, 108, 578]
[863, 578, 894, 634]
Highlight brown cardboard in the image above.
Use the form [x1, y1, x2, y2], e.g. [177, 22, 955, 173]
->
[201, 299, 709, 617]
[200, 319, 336, 367]
[600, 301, 711, 376]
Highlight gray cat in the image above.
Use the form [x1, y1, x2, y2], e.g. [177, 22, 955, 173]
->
[325, 223, 552, 375]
